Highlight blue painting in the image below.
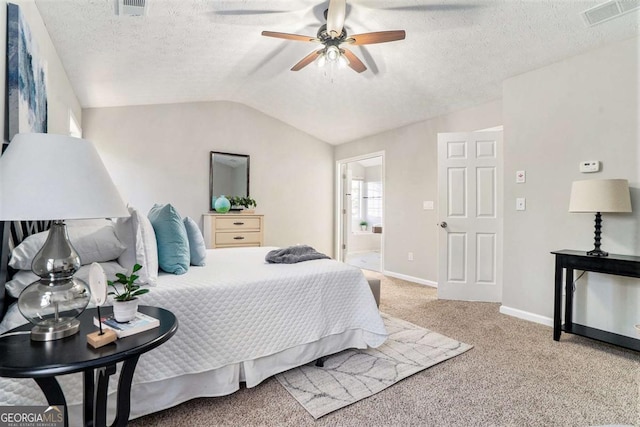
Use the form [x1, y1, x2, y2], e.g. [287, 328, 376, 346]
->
[6, 3, 48, 143]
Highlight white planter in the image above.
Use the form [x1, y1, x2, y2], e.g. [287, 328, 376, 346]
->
[113, 299, 138, 322]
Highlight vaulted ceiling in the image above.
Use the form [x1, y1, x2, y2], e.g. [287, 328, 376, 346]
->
[35, 0, 640, 144]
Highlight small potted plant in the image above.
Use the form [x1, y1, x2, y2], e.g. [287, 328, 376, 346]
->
[229, 196, 257, 213]
[359, 220, 368, 231]
[108, 264, 149, 322]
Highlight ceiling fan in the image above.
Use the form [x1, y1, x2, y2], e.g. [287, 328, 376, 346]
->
[261, 0, 405, 73]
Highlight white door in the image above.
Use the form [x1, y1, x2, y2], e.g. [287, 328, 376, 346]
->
[437, 131, 503, 302]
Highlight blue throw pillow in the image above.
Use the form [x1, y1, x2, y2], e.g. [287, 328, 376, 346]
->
[183, 216, 207, 266]
[147, 204, 190, 275]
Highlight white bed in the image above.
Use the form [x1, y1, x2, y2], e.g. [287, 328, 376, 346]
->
[0, 246, 387, 424]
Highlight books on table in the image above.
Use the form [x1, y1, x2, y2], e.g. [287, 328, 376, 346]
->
[94, 312, 160, 338]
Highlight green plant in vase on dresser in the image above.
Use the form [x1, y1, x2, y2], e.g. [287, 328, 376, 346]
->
[229, 196, 257, 213]
[108, 263, 150, 322]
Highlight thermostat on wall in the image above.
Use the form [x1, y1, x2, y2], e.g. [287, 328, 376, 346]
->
[579, 161, 600, 173]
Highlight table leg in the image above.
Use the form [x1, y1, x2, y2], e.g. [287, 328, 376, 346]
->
[34, 377, 69, 427]
[564, 267, 574, 332]
[110, 355, 140, 427]
[553, 257, 563, 341]
[83, 369, 94, 427]
[94, 364, 116, 427]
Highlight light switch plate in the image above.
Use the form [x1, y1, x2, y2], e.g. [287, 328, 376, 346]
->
[516, 170, 526, 183]
[423, 201, 434, 210]
[516, 198, 526, 211]
[579, 161, 600, 173]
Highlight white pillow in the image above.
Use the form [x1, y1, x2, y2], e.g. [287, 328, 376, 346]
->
[114, 216, 136, 272]
[5, 261, 127, 299]
[114, 206, 158, 286]
[9, 225, 126, 270]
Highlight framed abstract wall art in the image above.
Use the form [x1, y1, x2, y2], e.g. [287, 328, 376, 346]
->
[6, 2, 48, 143]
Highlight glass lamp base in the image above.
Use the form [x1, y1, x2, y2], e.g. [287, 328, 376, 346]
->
[30, 318, 81, 341]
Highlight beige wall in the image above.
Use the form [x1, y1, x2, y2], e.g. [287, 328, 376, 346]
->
[335, 100, 502, 283]
[0, 0, 81, 142]
[82, 101, 335, 256]
[502, 36, 639, 337]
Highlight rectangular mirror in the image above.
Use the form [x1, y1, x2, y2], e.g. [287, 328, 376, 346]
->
[209, 151, 250, 211]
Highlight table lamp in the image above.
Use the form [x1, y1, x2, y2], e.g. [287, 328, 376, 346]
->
[568, 179, 632, 257]
[0, 133, 129, 341]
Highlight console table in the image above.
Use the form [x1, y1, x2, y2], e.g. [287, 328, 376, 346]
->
[551, 250, 640, 352]
[0, 306, 178, 427]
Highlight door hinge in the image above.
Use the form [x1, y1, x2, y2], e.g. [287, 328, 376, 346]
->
[342, 244, 346, 250]
[343, 209, 346, 214]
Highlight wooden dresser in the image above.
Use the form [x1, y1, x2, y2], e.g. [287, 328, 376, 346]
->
[202, 213, 264, 249]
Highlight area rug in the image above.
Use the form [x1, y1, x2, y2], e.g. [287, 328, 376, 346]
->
[275, 313, 473, 419]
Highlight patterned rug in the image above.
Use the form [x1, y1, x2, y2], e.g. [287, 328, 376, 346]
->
[276, 313, 473, 419]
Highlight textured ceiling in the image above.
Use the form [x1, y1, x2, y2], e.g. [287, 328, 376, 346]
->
[35, 0, 639, 144]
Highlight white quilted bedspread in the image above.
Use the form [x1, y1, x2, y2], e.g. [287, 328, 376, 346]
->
[0, 247, 387, 409]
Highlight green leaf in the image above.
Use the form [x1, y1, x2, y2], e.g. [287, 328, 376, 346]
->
[115, 273, 127, 280]
[132, 289, 149, 296]
[132, 264, 143, 273]
[130, 274, 139, 283]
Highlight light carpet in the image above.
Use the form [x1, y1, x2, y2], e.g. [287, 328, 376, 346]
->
[275, 313, 472, 419]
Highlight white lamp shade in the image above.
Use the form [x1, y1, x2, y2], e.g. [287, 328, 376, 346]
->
[0, 133, 129, 220]
[568, 179, 632, 213]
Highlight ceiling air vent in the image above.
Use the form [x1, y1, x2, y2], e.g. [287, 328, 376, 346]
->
[118, 0, 147, 17]
[582, 0, 640, 26]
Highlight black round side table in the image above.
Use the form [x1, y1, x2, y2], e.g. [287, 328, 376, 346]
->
[0, 305, 178, 427]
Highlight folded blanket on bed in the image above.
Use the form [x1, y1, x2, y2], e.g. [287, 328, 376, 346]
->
[265, 245, 330, 264]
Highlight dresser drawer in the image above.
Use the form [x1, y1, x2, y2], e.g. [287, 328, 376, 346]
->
[215, 217, 261, 231]
[215, 231, 262, 246]
[203, 213, 264, 249]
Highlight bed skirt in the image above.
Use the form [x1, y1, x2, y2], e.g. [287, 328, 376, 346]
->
[66, 328, 378, 424]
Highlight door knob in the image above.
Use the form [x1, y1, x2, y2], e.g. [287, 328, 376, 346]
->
[439, 222, 448, 228]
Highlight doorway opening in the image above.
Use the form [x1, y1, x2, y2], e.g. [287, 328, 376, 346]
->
[336, 152, 384, 273]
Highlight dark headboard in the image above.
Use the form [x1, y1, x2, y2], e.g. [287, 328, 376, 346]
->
[0, 220, 52, 320]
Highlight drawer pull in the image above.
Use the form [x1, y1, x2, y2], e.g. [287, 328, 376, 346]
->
[233, 222, 245, 226]
[233, 236, 245, 240]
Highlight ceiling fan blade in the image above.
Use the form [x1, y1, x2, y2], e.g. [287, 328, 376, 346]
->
[326, 0, 346, 38]
[261, 31, 319, 43]
[291, 50, 323, 71]
[345, 30, 406, 46]
[360, 1, 478, 12]
[215, 10, 289, 16]
[342, 49, 367, 73]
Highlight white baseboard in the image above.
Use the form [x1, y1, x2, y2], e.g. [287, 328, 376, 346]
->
[499, 305, 553, 327]
[382, 270, 437, 288]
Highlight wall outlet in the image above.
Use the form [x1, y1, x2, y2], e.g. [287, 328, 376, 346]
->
[408, 252, 414, 261]
[516, 198, 526, 211]
[516, 170, 526, 183]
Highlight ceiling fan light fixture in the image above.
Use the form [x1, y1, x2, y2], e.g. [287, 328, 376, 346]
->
[326, 45, 340, 62]
[316, 52, 327, 67]
[338, 53, 349, 68]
